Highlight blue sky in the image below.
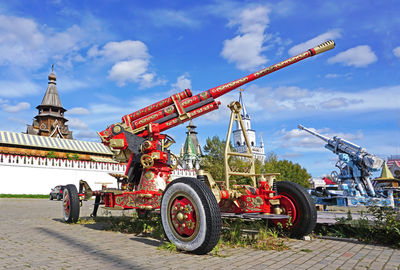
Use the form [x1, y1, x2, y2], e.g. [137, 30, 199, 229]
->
[0, 0, 399, 177]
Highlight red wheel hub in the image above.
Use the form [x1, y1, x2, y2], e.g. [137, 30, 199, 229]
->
[170, 197, 197, 238]
[272, 193, 298, 228]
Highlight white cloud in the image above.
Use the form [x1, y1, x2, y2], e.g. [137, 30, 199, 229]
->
[171, 74, 192, 91]
[47, 25, 85, 56]
[89, 103, 127, 115]
[394, 46, 400, 59]
[68, 107, 90, 115]
[319, 97, 362, 109]
[1, 102, 30, 113]
[57, 76, 90, 92]
[75, 129, 99, 140]
[227, 84, 400, 122]
[0, 81, 41, 98]
[0, 15, 90, 69]
[273, 86, 310, 100]
[324, 73, 352, 79]
[68, 117, 89, 129]
[328, 45, 377, 67]
[280, 152, 303, 159]
[221, 6, 271, 70]
[288, 29, 341, 56]
[89, 40, 163, 88]
[228, 6, 270, 33]
[271, 0, 296, 16]
[0, 15, 45, 68]
[325, 73, 340, 79]
[108, 58, 155, 87]
[88, 40, 149, 61]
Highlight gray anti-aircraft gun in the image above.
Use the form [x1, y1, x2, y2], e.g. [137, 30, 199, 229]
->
[298, 125, 384, 197]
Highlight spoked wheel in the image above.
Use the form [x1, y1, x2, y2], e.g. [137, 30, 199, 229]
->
[62, 184, 80, 223]
[271, 181, 317, 238]
[161, 178, 221, 255]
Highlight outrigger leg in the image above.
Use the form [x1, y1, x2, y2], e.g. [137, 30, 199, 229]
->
[91, 195, 101, 217]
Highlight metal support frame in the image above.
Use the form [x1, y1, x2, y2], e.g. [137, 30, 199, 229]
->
[224, 101, 257, 188]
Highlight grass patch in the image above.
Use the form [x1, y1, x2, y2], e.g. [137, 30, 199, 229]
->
[86, 211, 290, 253]
[0, 194, 48, 199]
[315, 206, 400, 248]
[76, 218, 97, 225]
[219, 219, 289, 251]
[93, 212, 165, 239]
[158, 242, 177, 252]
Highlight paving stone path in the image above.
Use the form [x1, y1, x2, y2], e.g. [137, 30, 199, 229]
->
[0, 198, 399, 269]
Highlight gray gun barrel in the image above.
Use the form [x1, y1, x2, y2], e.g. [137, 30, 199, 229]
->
[332, 136, 362, 152]
[298, 124, 330, 143]
[298, 124, 361, 155]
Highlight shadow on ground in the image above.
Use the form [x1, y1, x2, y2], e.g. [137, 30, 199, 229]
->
[129, 236, 162, 247]
[52, 218, 109, 231]
[52, 217, 163, 248]
[36, 227, 141, 269]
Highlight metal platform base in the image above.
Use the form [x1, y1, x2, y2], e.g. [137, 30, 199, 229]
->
[221, 212, 290, 220]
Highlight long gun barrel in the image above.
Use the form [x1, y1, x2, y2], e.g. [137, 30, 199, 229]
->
[298, 124, 363, 154]
[298, 124, 384, 171]
[298, 124, 330, 143]
[100, 40, 335, 146]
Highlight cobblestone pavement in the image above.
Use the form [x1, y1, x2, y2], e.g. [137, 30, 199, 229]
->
[0, 198, 399, 270]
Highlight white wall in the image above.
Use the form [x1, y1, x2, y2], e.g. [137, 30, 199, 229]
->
[0, 165, 119, 194]
[0, 154, 197, 194]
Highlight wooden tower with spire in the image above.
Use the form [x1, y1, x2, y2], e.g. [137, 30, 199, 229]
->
[26, 67, 73, 139]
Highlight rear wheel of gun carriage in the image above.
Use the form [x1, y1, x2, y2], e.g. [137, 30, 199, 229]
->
[161, 177, 221, 255]
[271, 181, 317, 238]
[62, 184, 80, 223]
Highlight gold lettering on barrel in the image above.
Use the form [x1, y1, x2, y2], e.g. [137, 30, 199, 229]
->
[212, 77, 249, 95]
[254, 51, 309, 78]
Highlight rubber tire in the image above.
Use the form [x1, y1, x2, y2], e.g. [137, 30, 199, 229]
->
[50, 194, 53, 200]
[275, 181, 317, 238]
[62, 184, 80, 223]
[56, 194, 61, 201]
[161, 178, 221, 255]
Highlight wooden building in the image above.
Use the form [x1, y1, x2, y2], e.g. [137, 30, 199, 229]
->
[26, 70, 73, 139]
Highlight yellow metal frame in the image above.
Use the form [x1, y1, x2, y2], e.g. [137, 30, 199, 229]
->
[224, 101, 257, 187]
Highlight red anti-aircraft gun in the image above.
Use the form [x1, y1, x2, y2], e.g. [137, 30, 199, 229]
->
[62, 40, 335, 254]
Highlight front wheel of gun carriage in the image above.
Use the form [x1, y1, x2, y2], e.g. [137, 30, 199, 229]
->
[62, 184, 80, 223]
[161, 178, 221, 254]
[271, 181, 317, 238]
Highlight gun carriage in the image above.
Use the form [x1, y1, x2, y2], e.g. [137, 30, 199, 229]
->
[61, 41, 335, 254]
[298, 125, 396, 207]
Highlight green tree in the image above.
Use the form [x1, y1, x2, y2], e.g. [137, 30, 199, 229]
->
[263, 152, 311, 188]
[200, 136, 311, 188]
[200, 136, 226, 181]
[201, 136, 255, 185]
